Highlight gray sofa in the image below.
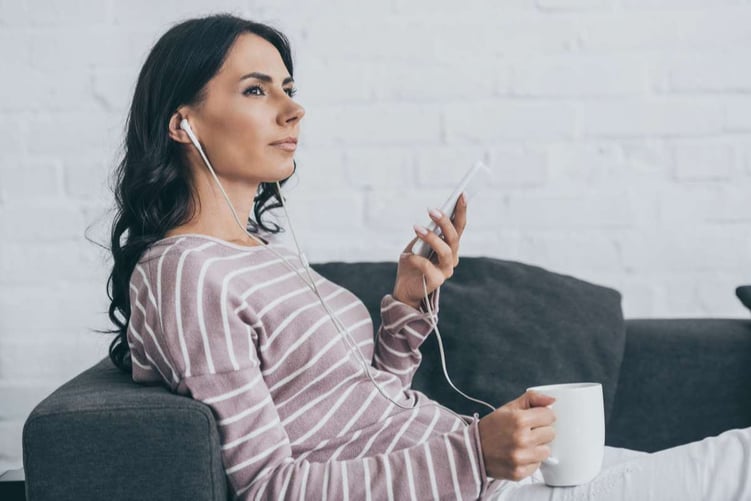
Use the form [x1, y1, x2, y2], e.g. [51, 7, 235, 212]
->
[22, 257, 751, 500]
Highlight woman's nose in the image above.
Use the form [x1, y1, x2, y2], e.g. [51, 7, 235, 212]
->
[280, 100, 305, 126]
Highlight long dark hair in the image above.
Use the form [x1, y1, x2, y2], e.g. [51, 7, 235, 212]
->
[106, 14, 295, 374]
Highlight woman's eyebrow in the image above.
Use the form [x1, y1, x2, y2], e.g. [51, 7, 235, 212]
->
[240, 71, 294, 85]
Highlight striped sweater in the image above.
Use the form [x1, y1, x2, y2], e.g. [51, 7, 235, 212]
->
[127, 233, 503, 499]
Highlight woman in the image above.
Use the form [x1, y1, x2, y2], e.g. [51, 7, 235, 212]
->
[107, 14, 750, 500]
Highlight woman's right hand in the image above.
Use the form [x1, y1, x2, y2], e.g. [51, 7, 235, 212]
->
[478, 390, 557, 481]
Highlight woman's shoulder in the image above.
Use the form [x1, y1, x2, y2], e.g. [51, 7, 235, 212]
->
[136, 233, 293, 287]
[140, 233, 274, 262]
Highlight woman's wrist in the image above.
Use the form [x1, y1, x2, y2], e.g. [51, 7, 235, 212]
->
[391, 292, 421, 310]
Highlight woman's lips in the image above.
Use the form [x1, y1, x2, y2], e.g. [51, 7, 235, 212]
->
[271, 142, 297, 151]
[269, 137, 298, 152]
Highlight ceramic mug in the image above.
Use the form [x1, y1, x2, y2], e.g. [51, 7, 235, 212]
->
[526, 382, 605, 487]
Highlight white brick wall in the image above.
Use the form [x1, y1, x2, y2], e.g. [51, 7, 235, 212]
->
[1, 0, 750, 472]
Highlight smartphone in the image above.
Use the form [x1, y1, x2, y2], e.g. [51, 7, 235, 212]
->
[411, 160, 491, 258]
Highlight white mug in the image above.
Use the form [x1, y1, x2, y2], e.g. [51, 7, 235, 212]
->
[526, 382, 605, 487]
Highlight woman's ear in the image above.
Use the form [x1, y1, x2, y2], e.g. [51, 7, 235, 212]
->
[168, 110, 192, 144]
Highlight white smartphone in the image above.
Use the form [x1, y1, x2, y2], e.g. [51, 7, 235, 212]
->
[411, 160, 492, 258]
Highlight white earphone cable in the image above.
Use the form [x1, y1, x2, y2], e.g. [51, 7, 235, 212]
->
[420, 275, 495, 412]
[180, 121, 495, 415]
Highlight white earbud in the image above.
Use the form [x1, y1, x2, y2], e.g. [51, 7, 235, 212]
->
[180, 118, 200, 149]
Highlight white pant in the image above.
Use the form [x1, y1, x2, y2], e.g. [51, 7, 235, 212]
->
[488, 427, 751, 501]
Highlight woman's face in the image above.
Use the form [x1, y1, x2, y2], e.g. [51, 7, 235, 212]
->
[185, 33, 304, 185]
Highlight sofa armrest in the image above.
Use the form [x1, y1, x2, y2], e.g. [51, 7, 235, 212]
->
[22, 357, 228, 501]
[606, 319, 751, 452]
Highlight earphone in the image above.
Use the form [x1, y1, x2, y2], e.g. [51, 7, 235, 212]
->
[178, 118, 495, 414]
[180, 118, 196, 143]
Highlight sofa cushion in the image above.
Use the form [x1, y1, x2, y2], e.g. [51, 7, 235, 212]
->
[312, 257, 626, 424]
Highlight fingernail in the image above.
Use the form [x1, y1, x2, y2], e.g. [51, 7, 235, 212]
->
[459, 193, 467, 206]
[428, 208, 443, 220]
[413, 224, 428, 236]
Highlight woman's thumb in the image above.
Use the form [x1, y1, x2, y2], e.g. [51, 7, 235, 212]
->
[526, 390, 556, 408]
[506, 390, 556, 410]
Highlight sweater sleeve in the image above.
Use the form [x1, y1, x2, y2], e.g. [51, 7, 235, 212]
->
[372, 287, 440, 388]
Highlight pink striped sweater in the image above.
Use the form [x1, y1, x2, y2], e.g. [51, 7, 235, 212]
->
[127, 233, 503, 499]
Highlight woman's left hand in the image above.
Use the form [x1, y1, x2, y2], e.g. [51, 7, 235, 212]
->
[392, 193, 468, 309]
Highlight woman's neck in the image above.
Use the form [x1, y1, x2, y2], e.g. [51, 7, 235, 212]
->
[167, 168, 262, 246]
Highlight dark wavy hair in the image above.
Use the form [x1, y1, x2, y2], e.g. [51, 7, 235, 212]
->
[106, 14, 296, 374]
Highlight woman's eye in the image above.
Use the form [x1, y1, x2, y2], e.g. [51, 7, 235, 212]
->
[242, 85, 298, 98]
[243, 85, 264, 96]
